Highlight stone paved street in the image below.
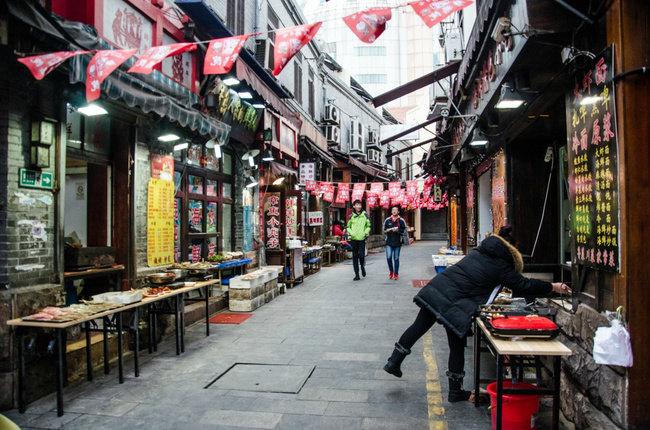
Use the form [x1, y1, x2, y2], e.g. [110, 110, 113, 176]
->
[4, 241, 492, 429]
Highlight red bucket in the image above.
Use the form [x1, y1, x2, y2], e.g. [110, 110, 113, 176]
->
[487, 381, 540, 430]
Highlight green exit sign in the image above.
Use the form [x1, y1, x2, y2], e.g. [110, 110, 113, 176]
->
[19, 168, 53, 190]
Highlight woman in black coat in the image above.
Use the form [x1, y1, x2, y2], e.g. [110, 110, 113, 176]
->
[383, 226, 571, 402]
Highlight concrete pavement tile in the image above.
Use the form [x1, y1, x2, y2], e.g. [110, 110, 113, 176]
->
[322, 353, 381, 363]
[62, 397, 139, 417]
[324, 401, 428, 420]
[247, 397, 329, 415]
[274, 414, 363, 430]
[200, 409, 283, 429]
[361, 417, 430, 429]
[21, 411, 82, 429]
[297, 387, 369, 403]
[1, 410, 41, 427]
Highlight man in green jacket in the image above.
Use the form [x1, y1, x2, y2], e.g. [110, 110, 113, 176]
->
[347, 199, 371, 281]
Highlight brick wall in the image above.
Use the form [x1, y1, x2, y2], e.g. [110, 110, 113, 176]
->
[134, 142, 151, 271]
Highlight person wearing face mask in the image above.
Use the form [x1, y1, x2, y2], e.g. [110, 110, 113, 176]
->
[382, 226, 571, 402]
[347, 199, 371, 281]
[383, 206, 406, 280]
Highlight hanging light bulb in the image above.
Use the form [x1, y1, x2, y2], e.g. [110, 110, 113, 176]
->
[273, 177, 285, 185]
[245, 176, 258, 188]
[214, 144, 222, 159]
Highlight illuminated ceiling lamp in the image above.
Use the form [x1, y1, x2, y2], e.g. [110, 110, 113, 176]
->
[242, 149, 260, 167]
[469, 128, 489, 147]
[245, 176, 258, 188]
[77, 103, 108, 116]
[205, 138, 223, 158]
[222, 76, 240, 86]
[262, 148, 274, 162]
[495, 83, 525, 109]
[273, 177, 285, 185]
[158, 132, 180, 142]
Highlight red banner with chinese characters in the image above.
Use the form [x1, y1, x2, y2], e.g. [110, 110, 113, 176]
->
[322, 183, 335, 203]
[388, 182, 402, 198]
[351, 183, 366, 202]
[379, 191, 391, 209]
[410, 0, 474, 28]
[406, 180, 418, 197]
[273, 23, 322, 76]
[18, 51, 88, 80]
[204, 35, 251, 75]
[264, 193, 282, 249]
[367, 194, 379, 209]
[335, 183, 350, 204]
[369, 182, 384, 196]
[343, 8, 392, 44]
[128, 43, 196, 74]
[305, 180, 317, 192]
[86, 49, 137, 101]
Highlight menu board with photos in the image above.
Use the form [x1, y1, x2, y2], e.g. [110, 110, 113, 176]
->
[147, 178, 174, 266]
[566, 46, 620, 272]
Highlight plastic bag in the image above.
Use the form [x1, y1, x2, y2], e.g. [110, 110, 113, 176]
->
[593, 319, 633, 367]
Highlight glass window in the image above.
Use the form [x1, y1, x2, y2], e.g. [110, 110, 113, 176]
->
[206, 202, 217, 233]
[206, 179, 218, 197]
[207, 236, 218, 258]
[187, 144, 202, 166]
[223, 182, 232, 199]
[222, 203, 232, 252]
[223, 152, 233, 175]
[188, 175, 203, 194]
[188, 200, 203, 233]
[189, 239, 203, 262]
[174, 171, 182, 191]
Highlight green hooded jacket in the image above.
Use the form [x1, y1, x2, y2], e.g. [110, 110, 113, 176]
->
[347, 211, 371, 241]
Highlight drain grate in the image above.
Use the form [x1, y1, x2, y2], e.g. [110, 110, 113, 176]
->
[205, 363, 315, 394]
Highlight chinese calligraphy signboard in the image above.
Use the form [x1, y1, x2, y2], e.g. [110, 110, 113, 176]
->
[566, 46, 619, 272]
[286, 196, 299, 238]
[299, 162, 316, 184]
[147, 178, 174, 266]
[307, 211, 324, 226]
[264, 193, 282, 250]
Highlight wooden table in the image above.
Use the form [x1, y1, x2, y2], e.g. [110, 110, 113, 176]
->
[473, 319, 572, 430]
[7, 279, 217, 417]
[63, 265, 125, 304]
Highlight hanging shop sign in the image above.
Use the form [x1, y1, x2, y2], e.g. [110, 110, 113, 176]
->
[214, 80, 261, 132]
[263, 192, 282, 250]
[147, 178, 174, 266]
[566, 46, 620, 272]
[286, 196, 299, 238]
[19, 168, 53, 190]
[299, 162, 316, 184]
[150, 154, 174, 181]
[307, 211, 324, 226]
[466, 177, 476, 246]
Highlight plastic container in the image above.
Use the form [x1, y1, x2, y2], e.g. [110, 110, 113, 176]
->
[487, 381, 540, 430]
[92, 290, 143, 305]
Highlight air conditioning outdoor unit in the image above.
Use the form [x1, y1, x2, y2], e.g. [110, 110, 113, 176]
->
[324, 125, 341, 146]
[368, 129, 379, 147]
[349, 119, 364, 154]
[323, 104, 340, 124]
[367, 148, 381, 164]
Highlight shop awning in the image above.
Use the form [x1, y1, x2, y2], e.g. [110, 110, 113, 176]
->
[346, 155, 390, 181]
[300, 137, 337, 166]
[269, 161, 298, 178]
[372, 61, 460, 108]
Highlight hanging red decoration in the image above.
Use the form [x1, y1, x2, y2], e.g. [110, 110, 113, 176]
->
[379, 191, 391, 209]
[128, 43, 195, 74]
[322, 183, 335, 203]
[410, 0, 474, 28]
[305, 180, 317, 192]
[273, 23, 322, 76]
[367, 194, 379, 209]
[18, 51, 88, 80]
[86, 49, 137, 101]
[351, 183, 366, 202]
[388, 182, 402, 198]
[370, 182, 385, 196]
[406, 180, 419, 197]
[343, 8, 392, 44]
[335, 183, 350, 204]
[204, 35, 251, 75]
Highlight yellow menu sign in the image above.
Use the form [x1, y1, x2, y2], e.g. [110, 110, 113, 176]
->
[147, 178, 174, 266]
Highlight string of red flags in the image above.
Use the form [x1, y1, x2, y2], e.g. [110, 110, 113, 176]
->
[273, 23, 322, 76]
[409, 0, 475, 28]
[86, 49, 136, 101]
[344, 8, 392, 44]
[17, 51, 88, 80]
[304, 177, 449, 211]
[204, 34, 251, 75]
[16, 1, 474, 101]
[128, 43, 196, 74]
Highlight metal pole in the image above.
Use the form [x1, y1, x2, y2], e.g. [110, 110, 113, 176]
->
[18, 330, 25, 413]
[85, 322, 92, 381]
[205, 284, 210, 337]
[55, 329, 64, 416]
[133, 308, 139, 377]
[102, 317, 109, 375]
[473, 321, 481, 407]
[117, 313, 124, 384]
[174, 297, 180, 355]
[553, 356, 561, 430]
[496, 354, 503, 430]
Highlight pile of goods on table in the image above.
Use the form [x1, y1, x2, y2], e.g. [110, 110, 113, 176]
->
[22, 302, 123, 322]
[206, 251, 245, 263]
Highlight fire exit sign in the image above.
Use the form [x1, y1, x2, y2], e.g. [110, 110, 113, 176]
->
[19, 168, 53, 190]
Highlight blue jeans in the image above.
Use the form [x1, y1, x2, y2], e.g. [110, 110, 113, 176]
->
[386, 245, 401, 274]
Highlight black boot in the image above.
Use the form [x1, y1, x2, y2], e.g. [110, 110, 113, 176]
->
[447, 371, 471, 402]
[361, 266, 366, 277]
[383, 343, 411, 378]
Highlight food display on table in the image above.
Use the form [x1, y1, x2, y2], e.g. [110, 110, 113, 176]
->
[207, 253, 227, 263]
[143, 286, 172, 297]
[22, 302, 123, 322]
[146, 272, 177, 285]
[91, 290, 143, 305]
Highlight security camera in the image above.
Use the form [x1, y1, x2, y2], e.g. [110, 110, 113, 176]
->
[491, 17, 511, 43]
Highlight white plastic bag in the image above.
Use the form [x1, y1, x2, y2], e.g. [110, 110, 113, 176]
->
[593, 319, 633, 367]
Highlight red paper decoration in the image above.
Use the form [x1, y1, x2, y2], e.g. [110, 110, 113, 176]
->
[128, 43, 195, 74]
[335, 183, 350, 203]
[388, 182, 401, 198]
[204, 35, 251, 75]
[305, 180, 317, 192]
[370, 182, 384, 196]
[86, 49, 137, 101]
[351, 183, 366, 202]
[343, 8, 392, 44]
[379, 191, 391, 209]
[406, 180, 419, 197]
[273, 23, 322, 76]
[18, 51, 88, 80]
[410, 0, 474, 28]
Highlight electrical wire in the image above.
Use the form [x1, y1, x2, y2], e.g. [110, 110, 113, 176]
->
[530, 148, 555, 258]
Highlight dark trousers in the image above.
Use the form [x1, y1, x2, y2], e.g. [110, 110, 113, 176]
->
[398, 307, 467, 375]
[350, 240, 366, 276]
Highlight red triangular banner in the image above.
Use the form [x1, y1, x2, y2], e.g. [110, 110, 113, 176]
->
[18, 51, 88, 80]
[410, 0, 474, 28]
[128, 43, 196, 74]
[343, 8, 392, 44]
[86, 49, 137, 101]
[273, 22, 322, 76]
[204, 35, 251, 75]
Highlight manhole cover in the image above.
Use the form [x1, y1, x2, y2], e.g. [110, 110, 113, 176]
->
[206, 364, 315, 394]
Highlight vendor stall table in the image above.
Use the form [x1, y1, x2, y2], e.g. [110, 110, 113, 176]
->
[303, 246, 322, 275]
[212, 258, 252, 290]
[7, 279, 218, 417]
[473, 318, 572, 430]
[64, 265, 125, 304]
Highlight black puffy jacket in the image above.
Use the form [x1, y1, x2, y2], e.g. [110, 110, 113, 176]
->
[414, 235, 553, 338]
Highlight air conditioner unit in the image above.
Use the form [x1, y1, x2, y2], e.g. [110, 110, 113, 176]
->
[323, 104, 340, 124]
[349, 119, 364, 154]
[368, 129, 379, 147]
[367, 148, 381, 164]
[324, 125, 340, 146]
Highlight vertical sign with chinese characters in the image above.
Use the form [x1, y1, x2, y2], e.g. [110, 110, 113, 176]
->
[286, 196, 298, 238]
[147, 178, 174, 266]
[566, 46, 619, 271]
[299, 162, 316, 184]
[264, 193, 282, 249]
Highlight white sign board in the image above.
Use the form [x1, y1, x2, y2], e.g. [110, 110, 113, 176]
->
[103, 0, 153, 54]
[307, 211, 323, 226]
[299, 162, 316, 184]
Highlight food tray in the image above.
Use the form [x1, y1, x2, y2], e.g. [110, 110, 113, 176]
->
[92, 291, 143, 305]
[481, 315, 559, 339]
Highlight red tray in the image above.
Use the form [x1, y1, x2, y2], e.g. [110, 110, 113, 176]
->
[482, 315, 560, 338]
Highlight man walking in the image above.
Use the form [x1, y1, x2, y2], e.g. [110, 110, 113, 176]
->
[347, 199, 371, 281]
